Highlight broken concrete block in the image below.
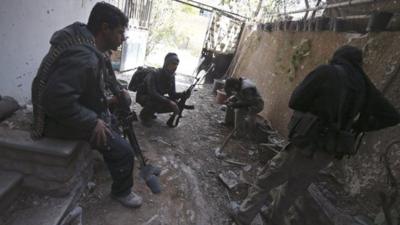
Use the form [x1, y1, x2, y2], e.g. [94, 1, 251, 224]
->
[218, 170, 239, 189]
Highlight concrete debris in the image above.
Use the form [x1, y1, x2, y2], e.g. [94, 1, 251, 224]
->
[60, 206, 82, 225]
[87, 182, 96, 193]
[25, 104, 33, 112]
[267, 135, 285, 148]
[160, 169, 169, 176]
[239, 171, 252, 185]
[251, 214, 265, 225]
[243, 165, 252, 172]
[2, 121, 15, 129]
[141, 214, 159, 225]
[207, 170, 216, 174]
[223, 159, 247, 167]
[219, 171, 239, 189]
[353, 215, 374, 225]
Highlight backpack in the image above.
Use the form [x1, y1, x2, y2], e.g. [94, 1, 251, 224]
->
[128, 66, 155, 92]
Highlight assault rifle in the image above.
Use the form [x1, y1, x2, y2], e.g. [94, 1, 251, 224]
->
[115, 93, 162, 193]
[166, 64, 212, 128]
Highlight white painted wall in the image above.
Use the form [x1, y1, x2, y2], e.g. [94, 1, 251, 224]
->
[0, 0, 118, 104]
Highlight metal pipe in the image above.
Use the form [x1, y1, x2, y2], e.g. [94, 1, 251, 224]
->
[173, 0, 212, 12]
[271, 0, 376, 16]
[337, 14, 370, 19]
[172, 0, 248, 20]
[187, 0, 248, 19]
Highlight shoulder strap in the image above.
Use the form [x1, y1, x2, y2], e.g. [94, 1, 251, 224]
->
[31, 36, 95, 138]
[334, 65, 348, 130]
[334, 65, 364, 131]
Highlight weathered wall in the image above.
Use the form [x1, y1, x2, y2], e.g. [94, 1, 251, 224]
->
[0, 0, 119, 104]
[231, 25, 400, 206]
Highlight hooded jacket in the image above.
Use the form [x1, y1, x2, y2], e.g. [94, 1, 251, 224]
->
[135, 53, 184, 105]
[229, 78, 264, 113]
[289, 46, 399, 132]
[32, 22, 115, 139]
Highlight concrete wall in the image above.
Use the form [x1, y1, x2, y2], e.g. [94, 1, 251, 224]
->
[231, 25, 400, 208]
[0, 0, 118, 104]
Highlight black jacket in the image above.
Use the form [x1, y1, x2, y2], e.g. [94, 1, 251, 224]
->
[289, 63, 399, 132]
[137, 68, 182, 105]
[41, 23, 111, 139]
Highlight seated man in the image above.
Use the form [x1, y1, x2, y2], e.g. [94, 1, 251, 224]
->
[136, 53, 188, 126]
[224, 77, 264, 138]
[31, 2, 142, 208]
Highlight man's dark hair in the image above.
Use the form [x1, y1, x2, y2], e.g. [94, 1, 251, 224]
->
[224, 77, 241, 92]
[87, 2, 128, 34]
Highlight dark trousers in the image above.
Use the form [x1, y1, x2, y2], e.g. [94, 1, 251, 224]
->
[45, 124, 134, 198]
[137, 95, 174, 121]
[91, 130, 134, 197]
[236, 144, 333, 225]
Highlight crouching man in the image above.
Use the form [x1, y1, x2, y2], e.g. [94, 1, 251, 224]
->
[224, 77, 264, 138]
[32, 2, 142, 208]
[136, 53, 190, 127]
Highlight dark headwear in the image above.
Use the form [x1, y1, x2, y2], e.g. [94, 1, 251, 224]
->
[331, 45, 366, 94]
[331, 45, 363, 67]
[224, 77, 241, 96]
[164, 52, 179, 66]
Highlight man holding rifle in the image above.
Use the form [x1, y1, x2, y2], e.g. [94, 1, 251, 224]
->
[31, 2, 142, 208]
[136, 52, 190, 127]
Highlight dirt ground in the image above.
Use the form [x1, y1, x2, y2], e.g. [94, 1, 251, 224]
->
[79, 75, 380, 225]
[0, 73, 384, 225]
[80, 80, 274, 225]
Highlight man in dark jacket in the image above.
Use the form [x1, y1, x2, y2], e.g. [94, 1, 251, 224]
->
[231, 45, 400, 225]
[224, 77, 264, 138]
[31, 2, 142, 208]
[136, 52, 188, 126]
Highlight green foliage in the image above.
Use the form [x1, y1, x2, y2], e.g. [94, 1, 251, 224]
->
[145, 0, 176, 56]
[181, 5, 197, 14]
[146, 0, 205, 57]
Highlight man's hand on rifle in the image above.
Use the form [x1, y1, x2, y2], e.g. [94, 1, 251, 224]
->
[225, 95, 238, 108]
[107, 90, 131, 107]
[169, 100, 180, 115]
[182, 89, 191, 99]
[91, 119, 113, 147]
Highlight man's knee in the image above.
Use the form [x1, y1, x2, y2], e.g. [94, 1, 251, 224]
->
[100, 134, 134, 160]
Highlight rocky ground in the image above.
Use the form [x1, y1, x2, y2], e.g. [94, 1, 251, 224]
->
[79, 78, 280, 225]
[0, 75, 383, 225]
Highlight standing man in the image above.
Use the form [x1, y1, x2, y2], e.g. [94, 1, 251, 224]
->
[224, 77, 264, 138]
[32, 2, 142, 208]
[136, 52, 189, 127]
[231, 46, 400, 225]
